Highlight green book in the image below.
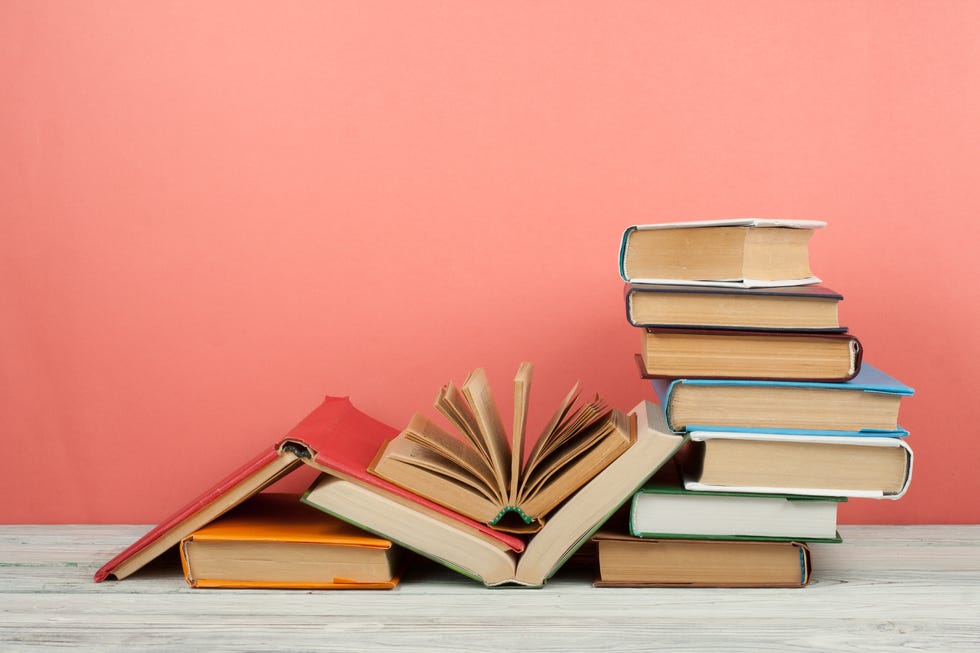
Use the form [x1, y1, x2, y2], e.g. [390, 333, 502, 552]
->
[629, 480, 844, 543]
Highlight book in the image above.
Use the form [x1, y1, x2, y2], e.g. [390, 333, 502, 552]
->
[683, 431, 913, 499]
[637, 328, 862, 382]
[592, 532, 812, 588]
[650, 362, 914, 436]
[303, 400, 687, 587]
[630, 482, 844, 543]
[368, 363, 634, 532]
[179, 493, 402, 589]
[624, 283, 845, 332]
[618, 219, 825, 287]
[95, 396, 525, 582]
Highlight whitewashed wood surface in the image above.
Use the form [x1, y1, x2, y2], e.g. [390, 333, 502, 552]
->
[1, 525, 979, 651]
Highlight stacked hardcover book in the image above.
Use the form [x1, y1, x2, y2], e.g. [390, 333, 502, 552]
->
[593, 219, 915, 588]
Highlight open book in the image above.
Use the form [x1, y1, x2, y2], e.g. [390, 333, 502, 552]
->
[305, 401, 687, 587]
[368, 363, 634, 532]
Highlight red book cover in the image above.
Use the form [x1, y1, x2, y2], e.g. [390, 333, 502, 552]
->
[94, 396, 524, 582]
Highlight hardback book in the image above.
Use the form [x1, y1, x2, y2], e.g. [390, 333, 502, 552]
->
[618, 219, 825, 287]
[179, 493, 402, 589]
[592, 532, 812, 588]
[630, 482, 844, 543]
[624, 283, 845, 332]
[683, 430, 913, 499]
[368, 363, 634, 533]
[95, 396, 525, 582]
[303, 400, 687, 587]
[650, 362, 914, 436]
[637, 328, 862, 381]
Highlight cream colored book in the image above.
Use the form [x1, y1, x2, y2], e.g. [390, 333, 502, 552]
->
[619, 219, 825, 287]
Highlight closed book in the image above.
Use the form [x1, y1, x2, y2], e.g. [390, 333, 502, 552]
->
[179, 493, 402, 589]
[618, 219, 824, 287]
[630, 483, 844, 543]
[683, 431, 914, 499]
[650, 362, 914, 437]
[593, 532, 812, 588]
[637, 328, 862, 381]
[624, 283, 845, 331]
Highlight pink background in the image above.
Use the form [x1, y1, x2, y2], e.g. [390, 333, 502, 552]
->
[3, 2, 978, 524]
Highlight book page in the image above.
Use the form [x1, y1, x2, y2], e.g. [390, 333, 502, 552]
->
[383, 438, 500, 502]
[521, 382, 581, 479]
[435, 382, 494, 469]
[402, 413, 503, 503]
[461, 368, 511, 499]
[519, 408, 615, 503]
[510, 363, 533, 505]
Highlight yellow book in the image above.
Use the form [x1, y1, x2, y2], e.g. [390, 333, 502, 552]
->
[179, 493, 402, 589]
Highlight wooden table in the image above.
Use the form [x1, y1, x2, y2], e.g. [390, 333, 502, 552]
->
[2, 525, 978, 651]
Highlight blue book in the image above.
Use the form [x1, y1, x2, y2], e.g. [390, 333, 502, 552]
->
[650, 363, 913, 437]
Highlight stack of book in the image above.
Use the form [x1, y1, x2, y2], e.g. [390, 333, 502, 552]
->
[92, 219, 913, 591]
[594, 219, 915, 587]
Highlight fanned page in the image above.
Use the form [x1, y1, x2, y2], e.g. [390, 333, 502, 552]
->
[461, 368, 512, 496]
[368, 364, 634, 533]
[510, 363, 533, 504]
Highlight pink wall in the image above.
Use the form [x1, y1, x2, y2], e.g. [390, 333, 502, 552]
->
[3, 2, 978, 524]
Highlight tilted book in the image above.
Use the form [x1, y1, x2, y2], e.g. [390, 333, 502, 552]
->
[618, 218, 825, 287]
[650, 362, 914, 437]
[624, 283, 846, 332]
[95, 396, 524, 582]
[179, 493, 402, 589]
[368, 363, 633, 533]
[303, 401, 687, 587]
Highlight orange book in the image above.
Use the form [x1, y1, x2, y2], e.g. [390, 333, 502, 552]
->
[179, 493, 403, 589]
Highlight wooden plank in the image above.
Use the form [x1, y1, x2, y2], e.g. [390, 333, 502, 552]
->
[1, 525, 979, 651]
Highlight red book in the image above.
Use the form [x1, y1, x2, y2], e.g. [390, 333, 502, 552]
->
[94, 396, 525, 582]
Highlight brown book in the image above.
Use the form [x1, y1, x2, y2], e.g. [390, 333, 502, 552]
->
[624, 283, 845, 331]
[683, 431, 913, 499]
[638, 328, 862, 381]
[368, 363, 634, 533]
[593, 532, 811, 588]
[619, 219, 824, 287]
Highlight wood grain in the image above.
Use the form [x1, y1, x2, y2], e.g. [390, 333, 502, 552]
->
[1, 525, 978, 651]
